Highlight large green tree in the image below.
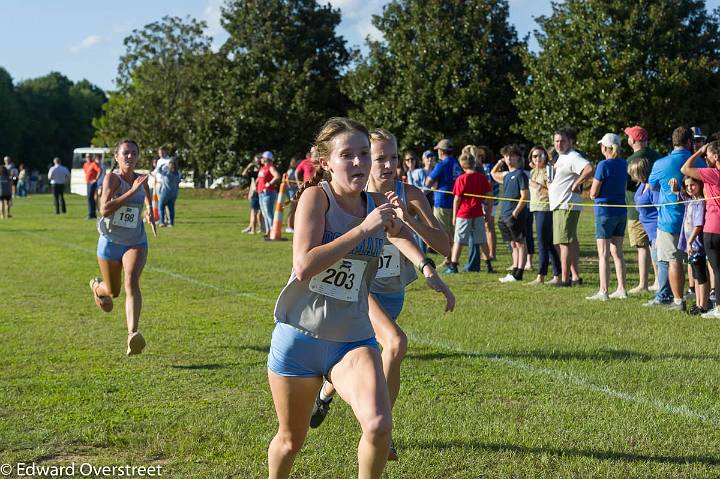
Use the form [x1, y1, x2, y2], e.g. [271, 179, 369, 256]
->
[93, 16, 214, 172]
[344, 0, 524, 152]
[513, 0, 720, 157]
[15, 72, 105, 171]
[0, 68, 23, 159]
[220, 0, 354, 164]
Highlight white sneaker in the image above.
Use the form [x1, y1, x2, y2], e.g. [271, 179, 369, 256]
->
[499, 274, 517, 283]
[585, 291, 609, 301]
[628, 285, 649, 295]
[609, 290, 628, 299]
[285, 227, 294, 233]
[701, 308, 720, 319]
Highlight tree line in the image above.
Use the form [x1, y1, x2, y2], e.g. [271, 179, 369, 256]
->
[0, 69, 106, 172]
[4, 0, 720, 177]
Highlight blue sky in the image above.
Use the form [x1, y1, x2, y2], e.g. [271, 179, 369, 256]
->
[0, 1, 718, 92]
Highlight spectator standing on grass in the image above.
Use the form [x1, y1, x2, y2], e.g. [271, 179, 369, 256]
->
[426, 139, 462, 266]
[16, 164, 28, 197]
[629, 158, 660, 294]
[445, 152, 493, 274]
[0, 166, 12, 219]
[681, 141, 720, 318]
[288, 149, 316, 232]
[29, 168, 39, 194]
[645, 126, 694, 311]
[492, 144, 529, 283]
[48, 157, 70, 215]
[241, 155, 263, 234]
[671, 175, 708, 315]
[157, 160, 181, 227]
[419, 150, 436, 206]
[624, 126, 661, 294]
[285, 157, 299, 233]
[549, 128, 593, 287]
[480, 146, 499, 261]
[528, 145, 560, 285]
[83, 153, 102, 219]
[257, 151, 281, 236]
[586, 133, 628, 301]
[4, 156, 18, 198]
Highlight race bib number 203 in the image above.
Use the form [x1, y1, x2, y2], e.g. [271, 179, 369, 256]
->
[309, 258, 367, 302]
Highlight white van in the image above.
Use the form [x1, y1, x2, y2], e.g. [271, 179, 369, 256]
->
[71, 147, 111, 195]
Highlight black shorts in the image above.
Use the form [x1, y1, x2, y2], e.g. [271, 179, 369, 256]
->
[499, 214, 526, 243]
[690, 255, 709, 285]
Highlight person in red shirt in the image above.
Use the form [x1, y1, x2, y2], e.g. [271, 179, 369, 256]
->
[256, 151, 281, 235]
[287, 148, 318, 230]
[83, 153, 102, 219]
[446, 152, 494, 274]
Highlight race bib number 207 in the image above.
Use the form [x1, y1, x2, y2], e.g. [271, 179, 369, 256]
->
[309, 258, 367, 302]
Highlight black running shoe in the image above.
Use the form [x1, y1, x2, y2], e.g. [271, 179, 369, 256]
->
[388, 440, 398, 461]
[688, 305, 709, 316]
[310, 395, 332, 428]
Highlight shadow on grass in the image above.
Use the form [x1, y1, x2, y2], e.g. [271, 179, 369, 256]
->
[410, 439, 720, 466]
[406, 349, 720, 362]
[171, 363, 236, 370]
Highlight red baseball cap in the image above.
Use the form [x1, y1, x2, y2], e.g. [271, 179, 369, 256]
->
[624, 125, 648, 142]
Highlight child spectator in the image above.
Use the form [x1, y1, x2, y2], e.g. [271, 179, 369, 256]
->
[445, 152, 493, 274]
[491, 144, 529, 283]
[672, 176, 708, 314]
[629, 157, 660, 294]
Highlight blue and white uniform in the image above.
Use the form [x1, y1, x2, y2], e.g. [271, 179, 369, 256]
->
[370, 181, 418, 320]
[96, 172, 147, 261]
[268, 181, 385, 378]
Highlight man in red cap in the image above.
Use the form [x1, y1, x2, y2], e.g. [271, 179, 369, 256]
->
[624, 125, 661, 295]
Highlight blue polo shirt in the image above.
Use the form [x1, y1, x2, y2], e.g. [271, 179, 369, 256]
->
[594, 158, 628, 217]
[428, 156, 463, 209]
[648, 149, 692, 234]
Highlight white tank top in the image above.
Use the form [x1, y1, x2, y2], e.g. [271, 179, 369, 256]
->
[97, 172, 147, 245]
[273, 181, 385, 341]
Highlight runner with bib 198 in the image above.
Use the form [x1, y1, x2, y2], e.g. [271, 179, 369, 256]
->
[89, 139, 156, 356]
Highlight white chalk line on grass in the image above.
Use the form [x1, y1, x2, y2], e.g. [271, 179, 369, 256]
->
[408, 334, 720, 427]
[19, 230, 274, 304]
[20, 231, 717, 424]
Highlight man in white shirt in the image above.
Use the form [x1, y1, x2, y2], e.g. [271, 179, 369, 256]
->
[548, 128, 594, 287]
[48, 157, 71, 214]
[151, 147, 174, 223]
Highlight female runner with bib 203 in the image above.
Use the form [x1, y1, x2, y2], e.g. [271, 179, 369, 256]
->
[311, 128, 453, 461]
[267, 118, 452, 479]
[89, 139, 155, 355]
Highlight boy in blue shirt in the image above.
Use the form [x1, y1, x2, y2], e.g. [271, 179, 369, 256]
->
[491, 144, 529, 283]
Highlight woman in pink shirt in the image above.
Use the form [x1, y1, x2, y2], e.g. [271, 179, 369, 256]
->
[681, 141, 720, 318]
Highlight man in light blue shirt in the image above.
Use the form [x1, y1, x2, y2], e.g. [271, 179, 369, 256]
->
[645, 126, 693, 310]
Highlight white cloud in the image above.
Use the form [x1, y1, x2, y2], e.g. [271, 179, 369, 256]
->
[70, 34, 104, 53]
[327, 0, 386, 48]
[202, 0, 227, 51]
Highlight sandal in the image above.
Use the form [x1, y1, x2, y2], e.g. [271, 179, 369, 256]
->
[89, 277, 113, 313]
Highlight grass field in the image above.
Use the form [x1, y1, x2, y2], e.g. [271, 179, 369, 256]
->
[2, 192, 720, 478]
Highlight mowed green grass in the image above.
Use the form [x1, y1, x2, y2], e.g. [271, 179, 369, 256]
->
[2, 192, 720, 478]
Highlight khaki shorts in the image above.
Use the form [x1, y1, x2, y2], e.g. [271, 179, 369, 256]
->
[656, 229, 686, 263]
[552, 209, 580, 244]
[627, 219, 650, 248]
[434, 207, 454, 239]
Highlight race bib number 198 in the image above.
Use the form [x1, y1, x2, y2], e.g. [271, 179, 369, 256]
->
[375, 244, 401, 279]
[112, 206, 140, 229]
[309, 258, 367, 302]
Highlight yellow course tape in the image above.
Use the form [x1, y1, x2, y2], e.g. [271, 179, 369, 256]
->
[281, 177, 709, 208]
